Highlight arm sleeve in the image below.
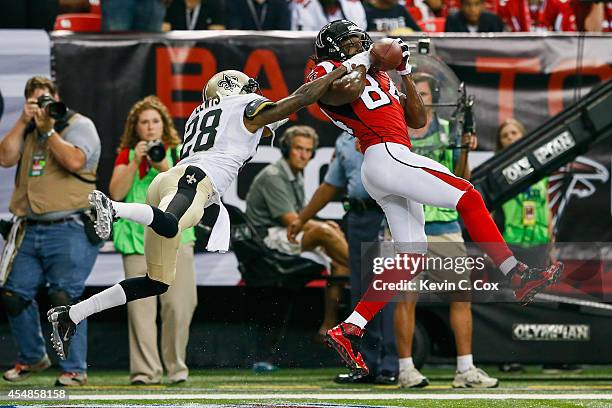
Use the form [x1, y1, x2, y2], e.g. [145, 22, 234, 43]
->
[305, 63, 332, 83]
[244, 97, 275, 119]
[260, 175, 298, 218]
[114, 148, 130, 167]
[62, 116, 100, 164]
[324, 145, 348, 188]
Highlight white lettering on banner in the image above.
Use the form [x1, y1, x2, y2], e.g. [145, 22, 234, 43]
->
[533, 130, 576, 165]
[502, 156, 534, 184]
[512, 324, 590, 341]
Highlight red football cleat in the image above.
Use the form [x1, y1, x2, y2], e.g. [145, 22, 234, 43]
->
[325, 322, 369, 376]
[511, 261, 564, 305]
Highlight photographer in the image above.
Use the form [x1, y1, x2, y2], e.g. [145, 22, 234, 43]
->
[110, 96, 196, 385]
[0, 76, 101, 386]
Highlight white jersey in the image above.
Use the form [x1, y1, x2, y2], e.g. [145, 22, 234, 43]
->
[178, 94, 267, 195]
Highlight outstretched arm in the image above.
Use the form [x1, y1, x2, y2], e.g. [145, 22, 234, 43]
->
[319, 66, 367, 106]
[244, 65, 348, 132]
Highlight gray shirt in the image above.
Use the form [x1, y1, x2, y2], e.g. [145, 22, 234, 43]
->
[245, 159, 304, 234]
[27, 114, 101, 220]
[63, 114, 101, 172]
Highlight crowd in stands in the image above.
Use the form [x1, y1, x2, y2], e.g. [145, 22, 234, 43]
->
[0, 0, 610, 33]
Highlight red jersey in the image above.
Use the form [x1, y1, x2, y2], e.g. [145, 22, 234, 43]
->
[307, 60, 411, 152]
[497, 0, 531, 31]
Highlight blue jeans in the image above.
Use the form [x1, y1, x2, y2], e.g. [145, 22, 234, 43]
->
[102, 0, 166, 32]
[3, 220, 100, 373]
[347, 209, 398, 376]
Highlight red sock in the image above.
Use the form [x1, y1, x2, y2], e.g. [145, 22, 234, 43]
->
[456, 188, 513, 266]
[354, 254, 424, 323]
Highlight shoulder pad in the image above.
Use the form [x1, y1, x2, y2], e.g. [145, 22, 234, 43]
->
[245, 97, 275, 119]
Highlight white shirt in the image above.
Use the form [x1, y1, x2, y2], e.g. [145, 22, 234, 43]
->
[291, 0, 367, 31]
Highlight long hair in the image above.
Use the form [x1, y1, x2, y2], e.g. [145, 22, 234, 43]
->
[496, 118, 526, 151]
[118, 96, 181, 150]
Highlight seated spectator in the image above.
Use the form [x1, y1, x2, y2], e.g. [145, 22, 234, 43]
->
[102, 0, 168, 32]
[496, 0, 531, 31]
[226, 0, 290, 30]
[291, 0, 367, 31]
[445, 0, 504, 32]
[365, 0, 422, 32]
[245, 126, 349, 337]
[412, 0, 449, 20]
[536, 0, 605, 32]
[163, 0, 225, 31]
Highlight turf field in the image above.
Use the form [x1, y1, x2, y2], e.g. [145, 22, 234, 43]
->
[1, 366, 612, 407]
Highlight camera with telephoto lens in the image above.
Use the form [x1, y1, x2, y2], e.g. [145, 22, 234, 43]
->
[146, 140, 166, 162]
[36, 94, 67, 119]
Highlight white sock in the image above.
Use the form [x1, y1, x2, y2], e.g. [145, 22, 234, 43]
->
[499, 256, 519, 275]
[457, 354, 473, 373]
[69, 284, 127, 324]
[112, 201, 154, 226]
[345, 311, 368, 329]
[399, 357, 414, 371]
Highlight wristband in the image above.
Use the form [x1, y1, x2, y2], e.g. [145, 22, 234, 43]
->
[39, 129, 55, 141]
[397, 64, 413, 76]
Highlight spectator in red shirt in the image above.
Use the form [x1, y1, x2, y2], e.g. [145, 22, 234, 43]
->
[537, 0, 604, 31]
[411, 0, 449, 21]
[496, 0, 531, 31]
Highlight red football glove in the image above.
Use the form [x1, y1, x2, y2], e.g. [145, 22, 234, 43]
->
[393, 38, 412, 76]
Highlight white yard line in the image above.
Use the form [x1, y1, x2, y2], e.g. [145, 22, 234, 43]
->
[67, 393, 612, 401]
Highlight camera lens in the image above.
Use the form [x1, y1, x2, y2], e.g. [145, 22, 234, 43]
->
[47, 101, 67, 119]
[36, 95, 67, 119]
[147, 140, 166, 162]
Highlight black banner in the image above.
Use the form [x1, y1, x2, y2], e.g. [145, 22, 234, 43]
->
[51, 33, 612, 241]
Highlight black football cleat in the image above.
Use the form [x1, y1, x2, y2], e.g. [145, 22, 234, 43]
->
[47, 306, 77, 360]
[511, 261, 564, 305]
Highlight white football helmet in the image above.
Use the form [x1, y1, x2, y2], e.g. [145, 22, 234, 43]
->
[202, 70, 260, 101]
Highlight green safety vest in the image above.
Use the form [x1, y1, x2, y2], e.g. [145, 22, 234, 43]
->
[410, 118, 459, 223]
[501, 178, 550, 246]
[113, 146, 196, 255]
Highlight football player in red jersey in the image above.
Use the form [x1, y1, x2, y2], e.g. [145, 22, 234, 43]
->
[290, 19, 564, 375]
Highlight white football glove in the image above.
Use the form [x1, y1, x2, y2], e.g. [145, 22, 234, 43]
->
[341, 50, 372, 73]
[393, 38, 412, 76]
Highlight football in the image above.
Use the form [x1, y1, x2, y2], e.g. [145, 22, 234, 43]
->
[369, 38, 404, 72]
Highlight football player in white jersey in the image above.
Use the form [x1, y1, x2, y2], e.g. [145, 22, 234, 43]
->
[47, 53, 370, 360]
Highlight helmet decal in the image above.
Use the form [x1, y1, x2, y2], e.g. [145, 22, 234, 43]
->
[217, 73, 241, 92]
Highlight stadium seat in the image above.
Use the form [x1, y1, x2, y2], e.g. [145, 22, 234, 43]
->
[418, 17, 447, 32]
[53, 13, 101, 32]
[225, 205, 327, 288]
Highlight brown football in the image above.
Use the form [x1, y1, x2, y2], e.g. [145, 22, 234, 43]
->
[369, 38, 403, 72]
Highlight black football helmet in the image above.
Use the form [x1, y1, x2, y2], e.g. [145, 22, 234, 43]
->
[315, 20, 373, 62]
